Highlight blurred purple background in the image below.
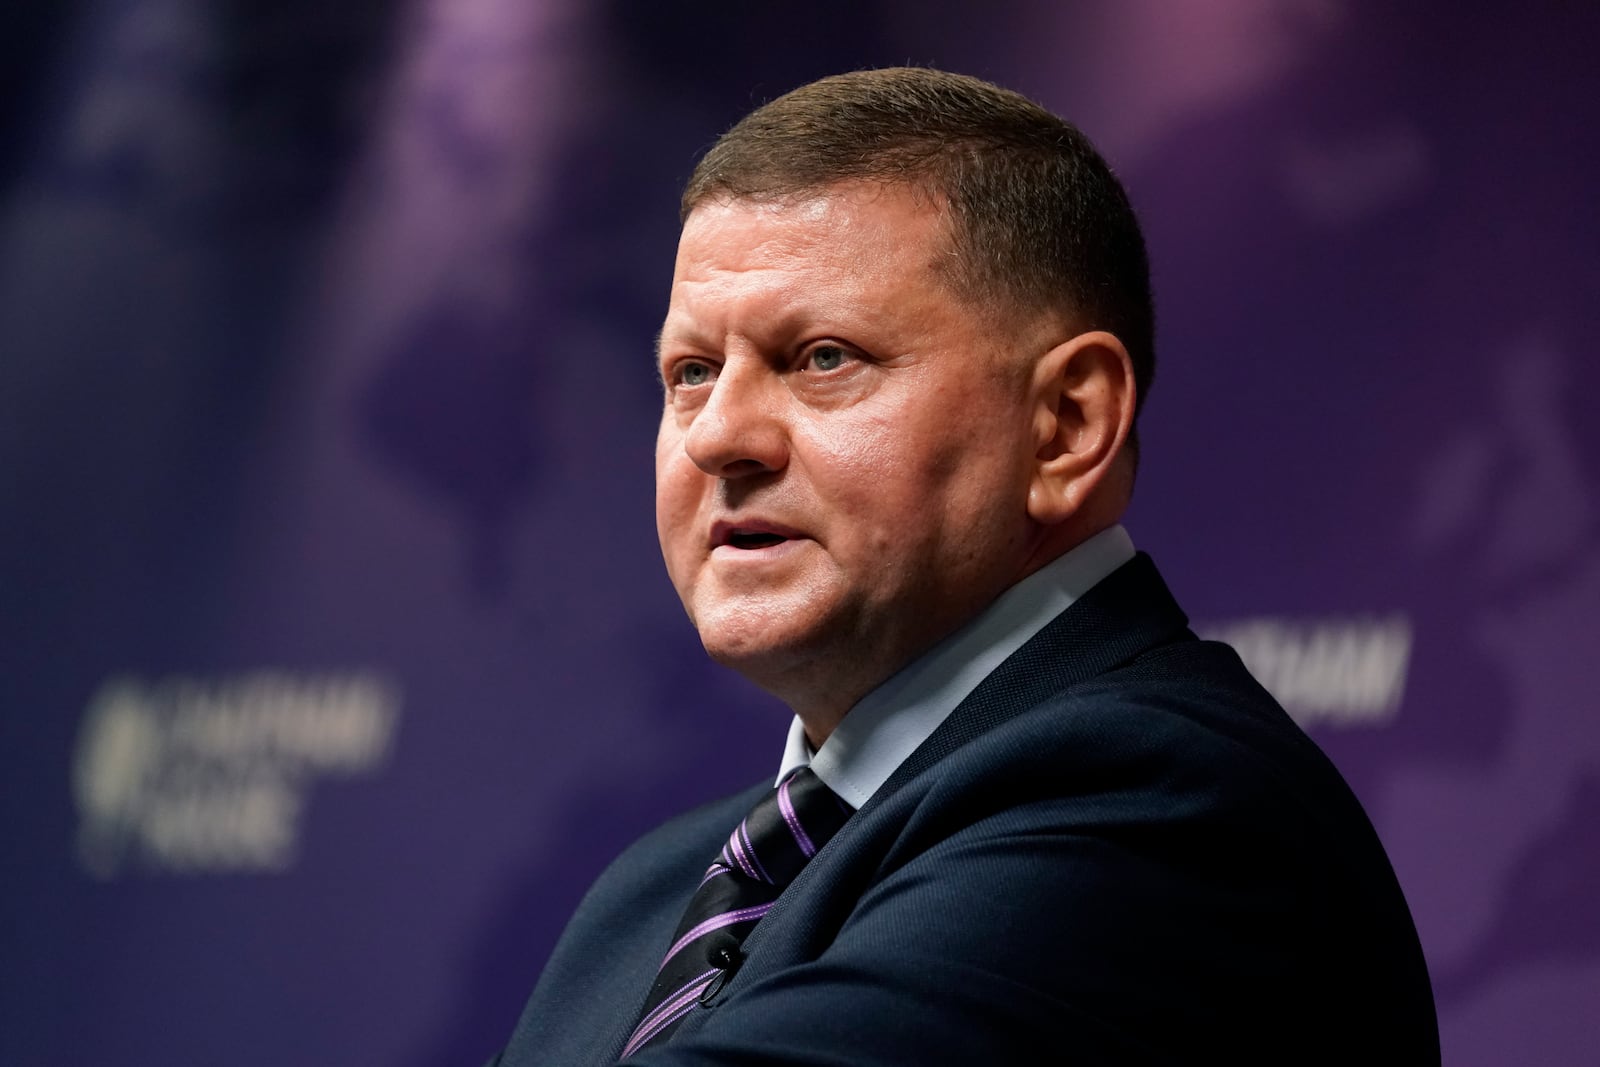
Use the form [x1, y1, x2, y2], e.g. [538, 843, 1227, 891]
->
[3, 2, 1596, 1064]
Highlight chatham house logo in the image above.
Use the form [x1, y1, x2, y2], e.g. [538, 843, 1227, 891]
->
[1202, 614, 1413, 729]
[72, 672, 401, 878]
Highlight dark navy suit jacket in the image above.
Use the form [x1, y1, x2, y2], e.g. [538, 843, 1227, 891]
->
[492, 555, 1439, 1064]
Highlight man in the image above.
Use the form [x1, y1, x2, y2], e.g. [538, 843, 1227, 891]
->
[492, 68, 1438, 1064]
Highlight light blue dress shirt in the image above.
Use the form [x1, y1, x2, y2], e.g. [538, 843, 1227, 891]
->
[777, 524, 1136, 808]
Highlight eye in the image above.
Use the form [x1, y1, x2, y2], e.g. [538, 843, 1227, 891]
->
[675, 361, 715, 387]
[805, 344, 850, 372]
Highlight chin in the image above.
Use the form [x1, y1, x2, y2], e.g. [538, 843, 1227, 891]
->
[696, 624, 799, 672]
[692, 607, 824, 684]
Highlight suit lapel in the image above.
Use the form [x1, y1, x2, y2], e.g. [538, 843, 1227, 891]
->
[868, 553, 1191, 810]
[672, 554, 1193, 1047]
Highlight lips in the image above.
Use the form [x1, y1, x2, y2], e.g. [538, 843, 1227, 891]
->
[709, 519, 806, 551]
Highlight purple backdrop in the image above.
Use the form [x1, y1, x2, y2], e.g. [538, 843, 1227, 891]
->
[3, 2, 1596, 1064]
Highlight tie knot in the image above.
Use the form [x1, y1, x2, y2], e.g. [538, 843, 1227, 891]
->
[716, 766, 852, 887]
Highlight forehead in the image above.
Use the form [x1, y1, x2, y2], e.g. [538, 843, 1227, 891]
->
[665, 183, 957, 324]
[681, 181, 948, 252]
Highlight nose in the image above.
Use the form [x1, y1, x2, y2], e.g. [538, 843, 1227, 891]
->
[682, 362, 789, 479]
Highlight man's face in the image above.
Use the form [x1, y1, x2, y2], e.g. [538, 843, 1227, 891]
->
[655, 182, 1045, 721]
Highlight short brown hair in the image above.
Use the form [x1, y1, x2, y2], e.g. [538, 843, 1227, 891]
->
[682, 67, 1156, 427]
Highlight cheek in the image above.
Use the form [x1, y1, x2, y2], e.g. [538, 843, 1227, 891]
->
[816, 406, 1030, 563]
[821, 404, 982, 495]
[654, 437, 698, 556]
[804, 413, 913, 500]
[653, 414, 678, 482]
[800, 416, 963, 563]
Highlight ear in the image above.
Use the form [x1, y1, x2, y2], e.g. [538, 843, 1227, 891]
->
[1026, 330, 1136, 525]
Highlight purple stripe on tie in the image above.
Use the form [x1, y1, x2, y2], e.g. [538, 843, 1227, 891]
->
[659, 902, 772, 970]
[724, 828, 753, 880]
[739, 818, 773, 883]
[777, 777, 816, 858]
[620, 968, 718, 1059]
[623, 989, 707, 1060]
[732, 819, 768, 883]
[628, 969, 714, 1047]
[698, 862, 732, 888]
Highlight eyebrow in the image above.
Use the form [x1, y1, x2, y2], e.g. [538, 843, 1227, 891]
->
[654, 323, 711, 362]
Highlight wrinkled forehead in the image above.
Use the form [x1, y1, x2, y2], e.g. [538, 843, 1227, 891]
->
[670, 183, 976, 327]
[659, 186, 956, 355]
[682, 174, 952, 231]
[662, 183, 1060, 380]
[679, 181, 954, 263]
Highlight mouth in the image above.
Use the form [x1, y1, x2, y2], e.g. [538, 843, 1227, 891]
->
[728, 531, 788, 549]
[710, 519, 805, 552]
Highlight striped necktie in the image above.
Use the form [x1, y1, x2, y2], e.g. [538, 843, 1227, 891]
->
[620, 766, 852, 1058]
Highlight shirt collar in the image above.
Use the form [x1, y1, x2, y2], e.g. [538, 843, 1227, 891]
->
[777, 524, 1136, 807]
